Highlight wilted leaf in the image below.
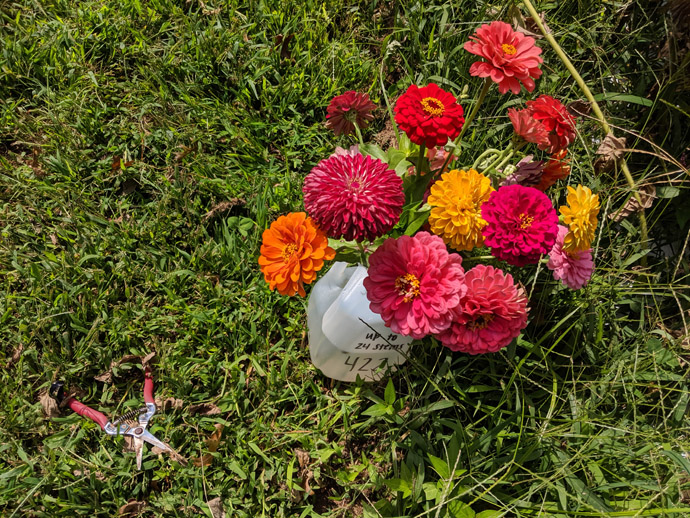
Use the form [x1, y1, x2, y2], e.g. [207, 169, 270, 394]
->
[274, 33, 295, 61]
[159, 397, 184, 411]
[509, 5, 550, 39]
[610, 184, 656, 222]
[173, 144, 194, 162]
[594, 133, 627, 173]
[206, 497, 226, 518]
[202, 198, 246, 221]
[295, 448, 310, 468]
[6, 343, 24, 368]
[112, 156, 135, 171]
[73, 469, 106, 481]
[189, 402, 221, 416]
[118, 500, 145, 517]
[192, 424, 224, 467]
[94, 354, 144, 383]
[39, 389, 60, 418]
[141, 351, 156, 367]
[567, 100, 592, 117]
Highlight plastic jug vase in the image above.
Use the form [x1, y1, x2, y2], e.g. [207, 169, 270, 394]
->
[307, 262, 413, 382]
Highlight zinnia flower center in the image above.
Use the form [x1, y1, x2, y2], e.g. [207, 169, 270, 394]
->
[518, 213, 534, 229]
[282, 243, 299, 262]
[420, 97, 445, 117]
[395, 273, 421, 303]
[468, 313, 495, 330]
[502, 43, 517, 55]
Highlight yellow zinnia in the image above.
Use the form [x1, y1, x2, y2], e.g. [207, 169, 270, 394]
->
[559, 185, 600, 252]
[427, 168, 495, 251]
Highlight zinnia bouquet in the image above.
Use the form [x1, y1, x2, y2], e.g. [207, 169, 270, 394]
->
[258, 19, 601, 367]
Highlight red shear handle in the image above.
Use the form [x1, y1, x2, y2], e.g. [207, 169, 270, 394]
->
[67, 398, 109, 430]
[144, 367, 154, 404]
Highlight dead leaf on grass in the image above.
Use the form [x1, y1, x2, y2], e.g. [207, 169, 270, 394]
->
[39, 389, 60, 418]
[192, 423, 224, 467]
[188, 402, 221, 416]
[202, 198, 246, 221]
[509, 5, 550, 39]
[6, 343, 24, 368]
[94, 354, 147, 383]
[609, 184, 656, 222]
[567, 99, 592, 118]
[142, 351, 156, 367]
[112, 156, 135, 171]
[158, 397, 184, 411]
[151, 445, 189, 466]
[595, 133, 627, 173]
[73, 469, 106, 481]
[295, 448, 310, 468]
[173, 144, 195, 162]
[206, 496, 226, 518]
[118, 500, 146, 517]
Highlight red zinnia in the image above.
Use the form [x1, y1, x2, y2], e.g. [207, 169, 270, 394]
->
[325, 91, 377, 136]
[481, 184, 559, 266]
[535, 150, 571, 191]
[508, 107, 549, 148]
[364, 232, 466, 339]
[303, 153, 404, 242]
[526, 95, 577, 153]
[436, 265, 528, 354]
[394, 84, 465, 149]
[464, 21, 543, 95]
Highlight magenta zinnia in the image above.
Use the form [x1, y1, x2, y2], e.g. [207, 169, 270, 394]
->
[363, 232, 466, 339]
[325, 91, 377, 136]
[394, 83, 465, 149]
[303, 153, 404, 242]
[437, 265, 528, 354]
[481, 184, 559, 266]
[464, 21, 543, 95]
[547, 225, 595, 290]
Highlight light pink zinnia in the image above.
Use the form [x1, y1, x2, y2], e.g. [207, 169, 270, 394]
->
[363, 232, 466, 339]
[481, 185, 559, 267]
[464, 21, 543, 95]
[437, 265, 528, 354]
[325, 91, 377, 136]
[547, 225, 595, 290]
[303, 153, 404, 242]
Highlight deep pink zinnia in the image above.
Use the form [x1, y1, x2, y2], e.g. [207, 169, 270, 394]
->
[394, 83, 465, 149]
[481, 185, 559, 266]
[325, 91, 377, 136]
[436, 265, 528, 354]
[526, 95, 577, 153]
[464, 21, 543, 95]
[547, 225, 595, 290]
[303, 153, 404, 242]
[363, 232, 466, 339]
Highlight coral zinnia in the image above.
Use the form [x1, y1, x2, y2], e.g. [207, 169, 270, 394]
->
[547, 225, 595, 290]
[526, 95, 577, 153]
[437, 265, 528, 354]
[363, 232, 466, 339]
[482, 184, 559, 266]
[559, 185, 600, 252]
[428, 168, 495, 251]
[508, 108, 549, 148]
[464, 21, 543, 95]
[259, 212, 336, 297]
[325, 91, 377, 136]
[535, 150, 571, 191]
[303, 153, 404, 242]
[394, 83, 465, 149]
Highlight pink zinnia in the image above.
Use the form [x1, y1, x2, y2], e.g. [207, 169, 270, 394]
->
[464, 21, 543, 95]
[325, 91, 377, 136]
[547, 225, 595, 290]
[508, 107, 549, 148]
[526, 95, 577, 153]
[437, 265, 528, 354]
[363, 232, 466, 339]
[482, 185, 559, 266]
[303, 153, 404, 242]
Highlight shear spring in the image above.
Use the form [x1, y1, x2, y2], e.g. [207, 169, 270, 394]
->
[112, 407, 147, 425]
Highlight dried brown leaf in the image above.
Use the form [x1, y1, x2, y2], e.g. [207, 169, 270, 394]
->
[6, 343, 24, 368]
[123, 435, 137, 453]
[112, 156, 135, 171]
[192, 424, 224, 467]
[159, 397, 184, 411]
[202, 198, 246, 221]
[567, 100, 592, 118]
[509, 5, 550, 39]
[39, 389, 60, 418]
[295, 448, 310, 468]
[609, 184, 656, 222]
[151, 446, 189, 466]
[94, 354, 144, 383]
[207, 497, 226, 518]
[188, 402, 221, 416]
[118, 500, 146, 517]
[73, 469, 106, 481]
[173, 145, 194, 162]
[142, 351, 156, 367]
[595, 134, 627, 174]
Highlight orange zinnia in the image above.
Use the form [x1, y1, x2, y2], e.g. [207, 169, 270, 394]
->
[258, 212, 336, 297]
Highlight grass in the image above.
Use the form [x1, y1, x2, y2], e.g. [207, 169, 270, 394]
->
[1, 0, 689, 516]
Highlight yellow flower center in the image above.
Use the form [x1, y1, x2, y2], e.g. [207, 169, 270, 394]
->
[395, 273, 421, 303]
[518, 213, 534, 229]
[502, 43, 517, 55]
[282, 243, 298, 262]
[420, 97, 445, 117]
[468, 314, 494, 330]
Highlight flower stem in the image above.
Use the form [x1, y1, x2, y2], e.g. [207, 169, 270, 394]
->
[439, 78, 492, 173]
[521, 0, 648, 261]
[472, 148, 501, 170]
[357, 241, 369, 267]
[416, 143, 426, 175]
[353, 121, 365, 148]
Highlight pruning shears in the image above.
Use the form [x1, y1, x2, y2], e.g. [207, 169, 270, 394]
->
[50, 366, 178, 470]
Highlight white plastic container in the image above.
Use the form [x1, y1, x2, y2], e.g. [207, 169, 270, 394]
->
[307, 262, 413, 382]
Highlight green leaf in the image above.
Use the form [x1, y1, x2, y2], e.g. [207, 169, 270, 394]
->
[446, 501, 475, 518]
[359, 143, 387, 162]
[384, 378, 396, 405]
[384, 478, 412, 498]
[592, 92, 654, 107]
[660, 450, 690, 474]
[476, 512, 503, 518]
[656, 186, 680, 198]
[362, 403, 390, 417]
[428, 454, 450, 480]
